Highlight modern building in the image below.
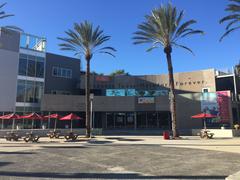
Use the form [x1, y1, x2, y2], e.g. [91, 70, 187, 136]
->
[0, 28, 239, 133]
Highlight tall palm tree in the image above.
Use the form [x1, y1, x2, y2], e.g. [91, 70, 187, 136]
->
[219, 0, 240, 41]
[133, 3, 203, 138]
[58, 21, 116, 138]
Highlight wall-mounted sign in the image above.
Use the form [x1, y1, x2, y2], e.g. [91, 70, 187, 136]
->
[138, 97, 155, 104]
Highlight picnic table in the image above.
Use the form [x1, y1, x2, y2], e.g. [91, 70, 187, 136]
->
[4, 132, 20, 141]
[64, 132, 78, 141]
[200, 130, 214, 139]
[47, 130, 60, 139]
[23, 132, 40, 142]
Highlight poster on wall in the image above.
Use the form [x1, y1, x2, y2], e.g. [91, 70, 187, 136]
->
[200, 91, 231, 123]
[217, 91, 231, 123]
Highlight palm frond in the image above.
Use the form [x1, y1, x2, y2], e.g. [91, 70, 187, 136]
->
[98, 51, 116, 57]
[220, 14, 240, 23]
[172, 42, 195, 55]
[180, 30, 204, 38]
[220, 0, 240, 40]
[220, 25, 240, 41]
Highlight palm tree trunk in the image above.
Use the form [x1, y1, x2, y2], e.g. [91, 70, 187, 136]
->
[164, 46, 178, 138]
[85, 59, 91, 138]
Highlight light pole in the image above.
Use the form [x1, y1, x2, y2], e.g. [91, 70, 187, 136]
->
[90, 93, 94, 137]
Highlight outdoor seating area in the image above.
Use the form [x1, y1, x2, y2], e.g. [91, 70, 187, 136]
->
[0, 112, 83, 143]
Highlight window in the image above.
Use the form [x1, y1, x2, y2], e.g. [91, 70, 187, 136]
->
[52, 66, 72, 79]
[27, 60, 36, 77]
[36, 61, 44, 78]
[202, 88, 210, 93]
[16, 80, 44, 103]
[18, 58, 27, 76]
[16, 80, 25, 102]
[18, 54, 45, 78]
[51, 90, 71, 95]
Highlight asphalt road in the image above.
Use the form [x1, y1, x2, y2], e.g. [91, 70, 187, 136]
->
[0, 141, 239, 180]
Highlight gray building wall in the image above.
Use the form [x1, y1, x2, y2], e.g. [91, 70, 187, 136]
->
[41, 93, 214, 130]
[45, 53, 80, 95]
[0, 29, 20, 112]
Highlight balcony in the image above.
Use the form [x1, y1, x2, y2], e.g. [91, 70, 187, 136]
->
[20, 33, 46, 52]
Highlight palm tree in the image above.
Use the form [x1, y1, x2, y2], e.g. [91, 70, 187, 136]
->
[133, 3, 203, 138]
[219, 0, 240, 41]
[58, 21, 116, 138]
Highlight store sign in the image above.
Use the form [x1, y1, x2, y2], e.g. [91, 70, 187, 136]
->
[138, 97, 155, 104]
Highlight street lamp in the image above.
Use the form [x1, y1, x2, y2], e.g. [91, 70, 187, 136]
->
[90, 93, 94, 137]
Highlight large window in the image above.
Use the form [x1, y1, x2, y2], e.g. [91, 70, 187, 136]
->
[52, 67, 72, 79]
[18, 54, 45, 78]
[16, 80, 44, 103]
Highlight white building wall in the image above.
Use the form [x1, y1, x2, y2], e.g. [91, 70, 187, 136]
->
[0, 49, 19, 111]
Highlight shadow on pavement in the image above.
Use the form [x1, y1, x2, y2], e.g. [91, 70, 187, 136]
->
[41, 146, 87, 149]
[88, 140, 113, 144]
[0, 171, 227, 179]
[0, 152, 36, 155]
[0, 162, 13, 167]
[105, 137, 143, 142]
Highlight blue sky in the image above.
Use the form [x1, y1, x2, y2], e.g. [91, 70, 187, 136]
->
[3, 0, 240, 75]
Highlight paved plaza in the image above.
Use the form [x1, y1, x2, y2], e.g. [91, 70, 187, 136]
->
[0, 136, 240, 180]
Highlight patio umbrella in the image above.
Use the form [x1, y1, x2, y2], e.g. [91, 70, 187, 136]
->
[60, 113, 81, 132]
[20, 113, 43, 131]
[0, 113, 20, 131]
[44, 113, 62, 131]
[191, 113, 217, 129]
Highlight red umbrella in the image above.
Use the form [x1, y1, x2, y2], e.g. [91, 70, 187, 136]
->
[191, 113, 217, 129]
[60, 113, 81, 132]
[0, 113, 20, 131]
[44, 113, 62, 131]
[21, 113, 43, 120]
[20, 113, 43, 130]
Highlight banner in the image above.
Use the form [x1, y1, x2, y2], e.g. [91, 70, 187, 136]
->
[200, 91, 231, 123]
[217, 91, 231, 123]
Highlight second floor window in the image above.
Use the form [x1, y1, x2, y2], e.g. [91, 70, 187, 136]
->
[52, 66, 72, 79]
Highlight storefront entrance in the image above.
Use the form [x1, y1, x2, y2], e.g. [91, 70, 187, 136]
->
[106, 111, 170, 129]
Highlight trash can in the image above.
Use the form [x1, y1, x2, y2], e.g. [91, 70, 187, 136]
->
[163, 131, 170, 140]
